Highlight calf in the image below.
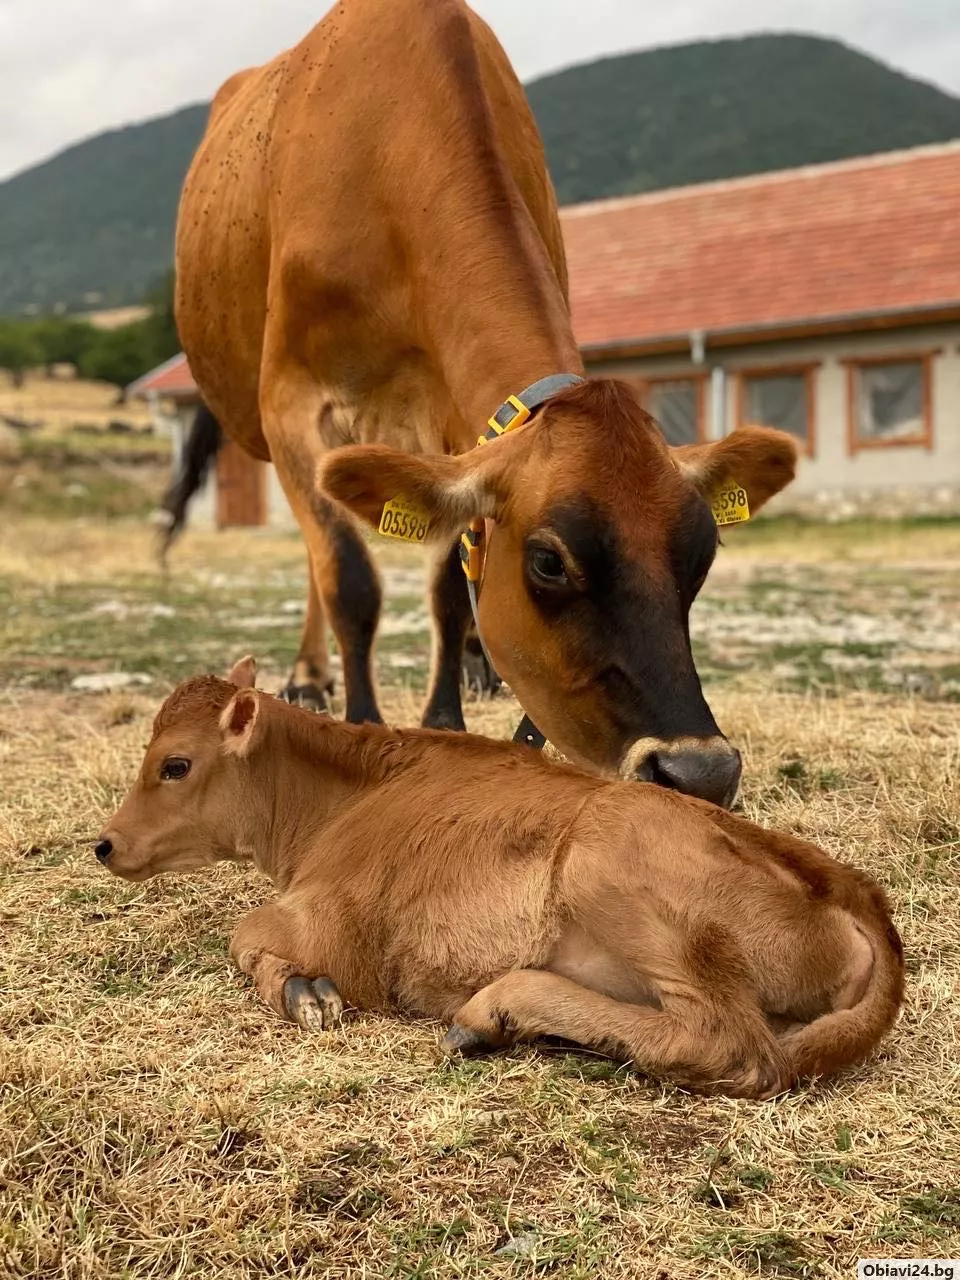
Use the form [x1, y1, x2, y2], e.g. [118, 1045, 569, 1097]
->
[95, 659, 903, 1100]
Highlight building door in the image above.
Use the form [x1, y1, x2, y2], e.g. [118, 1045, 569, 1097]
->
[216, 440, 267, 528]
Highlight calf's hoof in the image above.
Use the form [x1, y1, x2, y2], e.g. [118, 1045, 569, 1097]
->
[283, 975, 344, 1031]
[279, 681, 332, 713]
[442, 1022, 499, 1058]
[723, 1059, 792, 1102]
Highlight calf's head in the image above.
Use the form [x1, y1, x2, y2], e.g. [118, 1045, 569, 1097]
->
[95, 657, 267, 880]
[321, 378, 796, 805]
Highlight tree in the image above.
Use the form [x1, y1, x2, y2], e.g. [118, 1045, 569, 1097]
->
[141, 268, 180, 365]
[30, 317, 96, 373]
[77, 322, 154, 401]
[0, 321, 42, 388]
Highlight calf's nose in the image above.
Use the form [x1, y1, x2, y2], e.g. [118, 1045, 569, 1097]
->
[629, 739, 742, 808]
[94, 838, 113, 864]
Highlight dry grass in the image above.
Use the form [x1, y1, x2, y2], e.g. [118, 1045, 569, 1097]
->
[2, 512, 960, 1278]
[0, 372, 152, 434]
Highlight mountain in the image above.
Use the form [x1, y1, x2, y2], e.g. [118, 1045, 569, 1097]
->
[0, 105, 208, 316]
[527, 34, 960, 205]
[1, 33, 960, 315]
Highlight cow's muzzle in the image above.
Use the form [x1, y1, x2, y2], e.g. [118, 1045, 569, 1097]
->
[621, 736, 742, 808]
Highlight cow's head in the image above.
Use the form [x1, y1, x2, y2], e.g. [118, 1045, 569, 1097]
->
[320, 379, 796, 806]
[94, 657, 264, 880]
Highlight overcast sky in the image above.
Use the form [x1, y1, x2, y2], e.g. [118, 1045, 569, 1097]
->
[1, 0, 958, 182]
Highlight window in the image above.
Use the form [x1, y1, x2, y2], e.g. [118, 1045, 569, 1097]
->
[739, 367, 815, 454]
[643, 378, 703, 445]
[848, 357, 932, 450]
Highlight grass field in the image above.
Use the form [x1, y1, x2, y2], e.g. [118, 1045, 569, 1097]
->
[1, 478, 959, 1276]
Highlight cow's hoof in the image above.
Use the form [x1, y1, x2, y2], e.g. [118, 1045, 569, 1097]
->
[441, 1022, 498, 1058]
[283, 975, 344, 1031]
[279, 682, 332, 713]
[462, 642, 502, 699]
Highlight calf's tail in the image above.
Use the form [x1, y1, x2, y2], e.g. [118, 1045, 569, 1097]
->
[784, 911, 904, 1082]
[158, 398, 223, 563]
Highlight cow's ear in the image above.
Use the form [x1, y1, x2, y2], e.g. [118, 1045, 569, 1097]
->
[673, 426, 798, 516]
[318, 439, 518, 541]
[219, 689, 262, 757]
[226, 655, 257, 688]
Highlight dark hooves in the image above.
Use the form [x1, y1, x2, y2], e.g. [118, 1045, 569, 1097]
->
[441, 1022, 499, 1058]
[283, 975, 345, 1031]
[278, 682, 332, 713]
[462, 638, 502, 699]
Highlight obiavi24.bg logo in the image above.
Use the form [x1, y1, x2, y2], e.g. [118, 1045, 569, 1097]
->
[859, 1262, 959, 1280]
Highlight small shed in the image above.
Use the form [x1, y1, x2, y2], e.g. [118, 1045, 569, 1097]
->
[128, 356, 294, 530]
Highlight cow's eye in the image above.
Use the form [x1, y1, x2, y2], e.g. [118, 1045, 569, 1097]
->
[160, 757, 191, 781]
[528, 545, 569, 588]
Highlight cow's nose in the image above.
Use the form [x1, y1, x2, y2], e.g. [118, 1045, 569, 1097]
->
[94, 838, 113, 864]
[631, 740, 742, 808]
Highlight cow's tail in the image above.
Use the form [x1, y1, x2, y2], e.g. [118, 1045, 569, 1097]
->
[158, 398, 223, 563]
[782, 905, 904, 1082]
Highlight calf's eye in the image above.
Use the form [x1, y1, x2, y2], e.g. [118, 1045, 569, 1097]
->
[160, 757, 191, 781]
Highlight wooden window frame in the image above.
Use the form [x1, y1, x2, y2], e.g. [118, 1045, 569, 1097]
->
[634, 372, 708, 445]
[843, 350, 937, 455]
[735, 363, 818, 458]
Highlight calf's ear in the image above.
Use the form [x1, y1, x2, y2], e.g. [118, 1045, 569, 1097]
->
[318, 439, 519, 541]
[219, 689, 262, 757]
[673, 426, 798, 516]
[226, 655, 257, 688]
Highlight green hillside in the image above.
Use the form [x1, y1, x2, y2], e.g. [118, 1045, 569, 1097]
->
[528, 34, 960, 204]
[0, 105, 208, 316]
[1, 33, 959, 314]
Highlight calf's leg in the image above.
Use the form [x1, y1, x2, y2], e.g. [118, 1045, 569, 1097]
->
[443, 969, 790, 1100]
[229, 902, 344, 1031]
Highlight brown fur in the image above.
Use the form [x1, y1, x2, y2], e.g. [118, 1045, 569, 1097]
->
[175, 0, 798, 796]
[96, 661, 904, 1101]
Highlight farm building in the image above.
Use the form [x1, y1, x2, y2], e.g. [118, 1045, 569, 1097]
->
[133, 139, 960, 527]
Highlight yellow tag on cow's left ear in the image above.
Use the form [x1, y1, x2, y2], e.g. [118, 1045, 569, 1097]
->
[378, 497, 431, 543]
[711, 479, 751, 526]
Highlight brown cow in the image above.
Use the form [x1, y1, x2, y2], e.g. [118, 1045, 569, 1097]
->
[175, 0, 798, 807]
[94, 659, 903, 1101]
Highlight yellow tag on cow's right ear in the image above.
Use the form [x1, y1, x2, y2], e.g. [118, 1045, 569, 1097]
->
[710, 479, 751, 526]
[378, 497, 431, 543]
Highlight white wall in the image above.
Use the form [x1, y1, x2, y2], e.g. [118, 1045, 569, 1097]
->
[593, 322, 960, 514]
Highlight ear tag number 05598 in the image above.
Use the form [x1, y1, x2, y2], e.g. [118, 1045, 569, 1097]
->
[378, 497, 431, 543]
[711, 479, 750, 527]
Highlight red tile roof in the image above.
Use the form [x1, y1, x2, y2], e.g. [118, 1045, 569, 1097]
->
[562, 140, 960, 353]
[130, 142, 960, 392]
[128, 352, 197, 399]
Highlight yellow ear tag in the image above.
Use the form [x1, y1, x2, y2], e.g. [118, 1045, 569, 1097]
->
[711, 479, 750, 526]
[378, 497, 431, 543]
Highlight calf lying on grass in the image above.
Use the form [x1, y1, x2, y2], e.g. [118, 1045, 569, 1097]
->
[95, 658, 904, 1100]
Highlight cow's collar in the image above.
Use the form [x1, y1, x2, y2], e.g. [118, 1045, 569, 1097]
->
[459, 373, 584, 752]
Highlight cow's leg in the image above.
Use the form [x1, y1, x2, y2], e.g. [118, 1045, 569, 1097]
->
[463, 624, 503, 699]
[229, 902, 345, 1031]
[421, 541, 471, 730]
[280, 561, 334, 711]
[442, 969, 789, 1100]
[421, 540, 501, 731]
[304, 494, 383, 724]
[268, 415, 384, 724]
